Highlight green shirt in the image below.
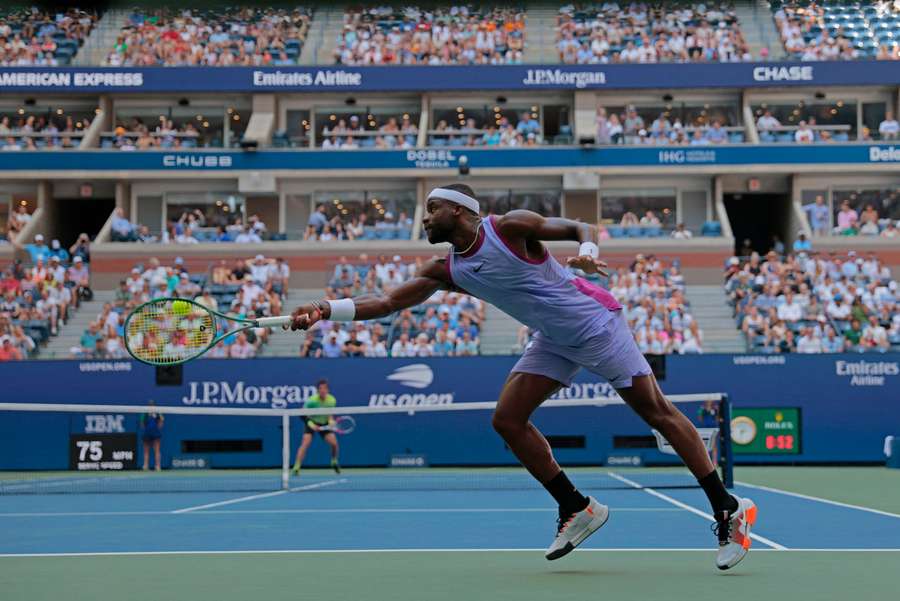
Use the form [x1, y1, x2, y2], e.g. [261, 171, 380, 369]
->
[305, 393, 336, 426]
[844, 328, 862, 345]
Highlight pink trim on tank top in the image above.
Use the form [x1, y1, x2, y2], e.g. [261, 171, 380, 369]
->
[488, 215, 548, 265]
[572, 277, 623, 311]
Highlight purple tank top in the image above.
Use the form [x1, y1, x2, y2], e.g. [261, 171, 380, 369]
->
[447, 216, 621, 346]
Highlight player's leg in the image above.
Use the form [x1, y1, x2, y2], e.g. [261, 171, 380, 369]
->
[491, 372, 565, 483]
[152, 438, 161, 471]
[596, 312, 755, 569]
[142, 439, 150, 471]
[618, 375, 717, 479]
[323, 432, 341, 474]
[495, 344, 609, 560]
[292, 432, 313, 475]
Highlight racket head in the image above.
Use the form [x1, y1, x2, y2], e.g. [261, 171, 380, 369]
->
[332, 415, 356, 435]
[124, 297, 218, 365]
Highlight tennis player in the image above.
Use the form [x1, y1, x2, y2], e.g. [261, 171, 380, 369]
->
[289, 184, 756, 569]
[292, 379, 341, 475]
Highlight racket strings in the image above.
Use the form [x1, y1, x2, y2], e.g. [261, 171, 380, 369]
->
[125, 299, 216, 364]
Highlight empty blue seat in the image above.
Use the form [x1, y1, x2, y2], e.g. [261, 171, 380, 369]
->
[701, 221, 722, 237]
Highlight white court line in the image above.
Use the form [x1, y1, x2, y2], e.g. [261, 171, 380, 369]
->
[0, 507, 684, 518]
[607, 472, 788, 551]
[170, 479, 345, 514]
[736, 480, 900, 520]
[1, 548, 898, 559]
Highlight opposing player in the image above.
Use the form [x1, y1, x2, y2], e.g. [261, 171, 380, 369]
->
[289, 184, 756, 569]
[292, 379, 341, 475]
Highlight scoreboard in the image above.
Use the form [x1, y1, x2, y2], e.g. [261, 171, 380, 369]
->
[69, 434, 137, 471]
[730, 408, 801, 455]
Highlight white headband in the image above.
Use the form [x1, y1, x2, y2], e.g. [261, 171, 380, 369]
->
[427, 188, 480, 214]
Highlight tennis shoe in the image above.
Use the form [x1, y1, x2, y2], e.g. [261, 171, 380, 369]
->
[291, 464, 301, 476]
[331, 458, 341, 474]
[714, 496, 757, 570]
[545, 497, 609, 560]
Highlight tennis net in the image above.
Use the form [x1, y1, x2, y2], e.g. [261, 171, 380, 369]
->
[0, 394, 732, 495]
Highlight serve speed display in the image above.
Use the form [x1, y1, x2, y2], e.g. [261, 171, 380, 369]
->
[69, 434, 138, 470]
[730, 408, 801, 455]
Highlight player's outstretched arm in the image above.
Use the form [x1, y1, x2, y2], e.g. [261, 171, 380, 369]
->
[496, 210, 608, 276]
[289, 259, 448, 331]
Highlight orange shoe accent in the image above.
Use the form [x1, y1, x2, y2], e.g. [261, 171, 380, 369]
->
[742, 536, 752, 550]
[586, 506, 594, 516]
[745, 504, 757, 526]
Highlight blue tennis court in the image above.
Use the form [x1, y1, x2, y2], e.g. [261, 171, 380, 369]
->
[2, 467, 898, 601]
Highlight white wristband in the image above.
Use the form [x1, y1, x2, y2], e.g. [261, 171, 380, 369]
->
[326, 298, 356, 322]
[579, 242, 599, 258]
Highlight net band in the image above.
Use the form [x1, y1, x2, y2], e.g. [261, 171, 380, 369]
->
[0, 393, 724, 418]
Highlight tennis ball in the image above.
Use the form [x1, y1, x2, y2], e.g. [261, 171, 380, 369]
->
[172, 300, 191, 315]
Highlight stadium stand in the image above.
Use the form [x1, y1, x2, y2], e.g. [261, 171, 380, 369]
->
[608, 254, 702, 354]
[104, 7, 312, 66]
[726, 250, 898, 353]
[72, 254, 288, 359]
[334, 5, 526, 65]
[298, 254, 484, 358]
[557, 2, 752, 64]
[0, 7, 98, 66]
[0, 233, 91, 360]
[771, 0, 900, 61]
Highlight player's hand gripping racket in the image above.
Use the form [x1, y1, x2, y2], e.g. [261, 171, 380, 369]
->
[124, 297, 292, 365]
[311, 416, 356, 435]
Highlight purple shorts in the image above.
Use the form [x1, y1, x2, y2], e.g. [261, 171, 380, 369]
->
[512, 310, 652, 389]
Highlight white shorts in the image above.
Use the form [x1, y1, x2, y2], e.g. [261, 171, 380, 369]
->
[511, 311, 652, 389]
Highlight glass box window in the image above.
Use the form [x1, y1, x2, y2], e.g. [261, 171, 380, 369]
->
[601, 189, 676, 227]
[165, 192, 246, 229]
[314, 106, 420, 149]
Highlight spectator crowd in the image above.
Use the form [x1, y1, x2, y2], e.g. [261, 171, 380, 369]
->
[773, 1, 900, 61]
[1, 233, 92, 361]
[726, 250, 898, 353]
[105, 7, 311, 66]
[558, 2, 753, 64]
[299, 255, 484, 358]
[334, 5, 525, 65]
[110, 207, 273, 244]
[596, 105, 743, 145]
[429, 110, 544, 147]
[320, 114, 418, 149]
[0, 7, 97, 66]
[305, 204, 415, 242]
[803, 194, 899, 237]
[0, 112, 88, 151]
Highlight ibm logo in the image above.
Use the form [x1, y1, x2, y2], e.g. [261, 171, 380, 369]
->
[84, 415, 125, 434]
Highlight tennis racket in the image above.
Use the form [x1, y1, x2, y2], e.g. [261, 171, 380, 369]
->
[124, 297, 292, 366]
[311, 416, 356, 435]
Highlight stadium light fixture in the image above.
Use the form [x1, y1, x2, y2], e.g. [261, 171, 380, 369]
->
[458, 155, 470, 176]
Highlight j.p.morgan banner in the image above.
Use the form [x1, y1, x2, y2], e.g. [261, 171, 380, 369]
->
[1, 354, 897, 464]
[1, 61, 899, 93]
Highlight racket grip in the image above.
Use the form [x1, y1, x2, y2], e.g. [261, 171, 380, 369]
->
[256, 316, 294, 328]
